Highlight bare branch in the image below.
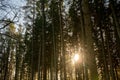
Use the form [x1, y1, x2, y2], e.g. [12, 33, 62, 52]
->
[0, 13, 18, 30]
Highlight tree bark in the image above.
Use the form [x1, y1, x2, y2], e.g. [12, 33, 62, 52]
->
[110, 0, 120, 40]
[4, 41, 10, 80]
[41, 0, 45, 79]
[59, 0, 66, 80]
[81, 0, 98, 80]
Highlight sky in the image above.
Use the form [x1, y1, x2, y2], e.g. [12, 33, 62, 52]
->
[0, 0, 26, 33]
[0, 0, 26, 22]
[9, 0, 26, 7]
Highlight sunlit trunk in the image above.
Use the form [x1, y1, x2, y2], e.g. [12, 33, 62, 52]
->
[81, 0, 98, 80]
[79, 1, 89, 80]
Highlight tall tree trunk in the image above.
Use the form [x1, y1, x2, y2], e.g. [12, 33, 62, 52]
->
[31, 0, 36, 80]
[15, 47, 18, 80]
[81, 0, 98, 80]
[51, 2, 54, 78]
[110, 0, 120, 40]
[20, 58, 25, 80]
[106, 28, 116, 80]
[79, 1, 89, 80]
[41, 0, 45, 79]
[15, 42, 21, 80]
[59, 0, 66, 80]
[99, 26, 110, 80]
[51, 0, 58, 79]
[38, 37, 41, 80]
[4, 41, 10, 80]
[50, 50, 54, 80]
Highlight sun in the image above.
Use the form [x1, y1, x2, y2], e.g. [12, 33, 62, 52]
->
[73, 54, 79, 62]
[72, 54, 80, 65]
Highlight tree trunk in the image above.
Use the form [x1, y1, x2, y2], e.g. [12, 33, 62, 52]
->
[106, 28, 116, 80]
[81, 0, 98, 80]
[110, 0, 120, 40]
[51, 0, 58, 79]
[38, 37, 41, 80]
[4, 41, 10, 80]
[59, 0, 66, 80]
[41, 0, 45, 79]
[79, 1, 89, 80]
[31, 0, 36, 80]
[99, 26, 110, 80]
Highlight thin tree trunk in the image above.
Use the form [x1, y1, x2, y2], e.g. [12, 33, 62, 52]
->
[38, 37, 41, 80]
[20, 58, 25, 80]
[59, 0, 66, 80]
[41, 0, 45, 79]
[106, 28, 116, 80]
[15, 57, 18, 80]
[99, 26, 110, 80]
[31, 0, 36, 80]
[51, 0, 58, 79]
[115, 67, 119, 80]
[50, 52, 53, 80]
[15, 43, 20, 80]
[110, 0, 120, 39]
[4, 41, 10, 80]
[50, 2, 54, 79]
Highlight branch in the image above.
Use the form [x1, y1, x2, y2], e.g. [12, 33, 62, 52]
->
[0, 20, 13, 29]
[0, 13, 18, 30]
[0, 33, 17, 40]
